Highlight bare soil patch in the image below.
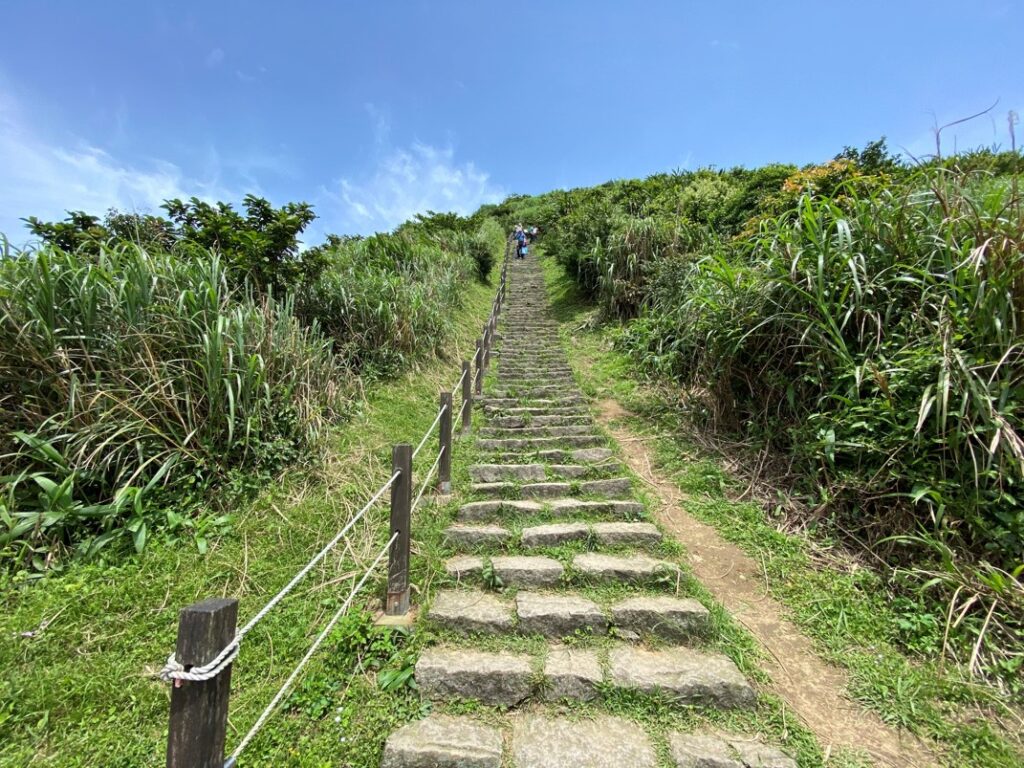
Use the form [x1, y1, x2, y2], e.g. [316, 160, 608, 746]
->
[595, 399, 941, 768]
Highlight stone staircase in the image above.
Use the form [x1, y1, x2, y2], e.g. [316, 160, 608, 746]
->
[381, 256, 797, 768]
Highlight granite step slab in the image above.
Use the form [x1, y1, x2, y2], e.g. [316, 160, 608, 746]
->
[469, 464, 547, 483]
[516, 592, 608, 638]
[477, 435, 605, 451]
[668, 732, 797, 768]
[520, 521, 660, 548]
[573, 552, 678, 584]
[486, 447, 614, 465]
[470, 477, 633, 500]
[543, 648, 603, 701]
[610, 596, 710, 641]
[512, 715, 657, 768]
[608, 646, 755, 708]
[427, 590, 514, 635]
[443, 523, 512, 547]
[457, 497, 644, 522]
[416, 648, 533, 706]
[381, 715, 503, 768]
[446, 555, 564, 587]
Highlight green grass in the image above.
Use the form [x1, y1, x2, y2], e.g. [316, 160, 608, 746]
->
[536, 247, 1024, 767]
[0, 278, 495, 767]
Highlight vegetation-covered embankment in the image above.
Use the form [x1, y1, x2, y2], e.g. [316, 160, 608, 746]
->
[1, 199, 505, 573]
[494, 144, 1024, 692]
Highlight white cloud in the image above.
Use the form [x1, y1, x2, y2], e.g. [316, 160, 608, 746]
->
[319, 141, 504, 236]
[0, 89, 233, 246]
[205, 47, 225, 68]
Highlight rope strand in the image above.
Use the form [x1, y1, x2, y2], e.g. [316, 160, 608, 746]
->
[411, 445, 445, 513]
[412, 402, 448, 459]
[159, 470, 400, 683]
[226, 532, 398, 765]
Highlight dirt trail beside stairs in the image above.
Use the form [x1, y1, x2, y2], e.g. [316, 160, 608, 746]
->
[595, 399, 941, 768]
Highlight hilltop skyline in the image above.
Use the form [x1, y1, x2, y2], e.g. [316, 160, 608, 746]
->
[1, 0, 1020, 245]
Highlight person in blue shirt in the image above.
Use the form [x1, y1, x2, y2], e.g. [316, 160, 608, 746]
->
[514, 224, 527, 259]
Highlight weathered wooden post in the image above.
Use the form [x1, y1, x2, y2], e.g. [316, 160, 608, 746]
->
[483, 321, 492, 368]
[438, 391, 453, 493]
[386, 444, 412, 615]
[166, 598, 238, 768]
[461, 360, 472, 432]
[474, 337, 484, 395]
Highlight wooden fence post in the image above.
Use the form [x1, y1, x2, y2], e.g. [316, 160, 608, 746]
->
[474, 338, 483, 395]
[461, 360, 472, 432]
[438, 391, 452, 493]
[386, 444, 412, 615]
[166, 598, 238, 768]
[483, 321, 492, 368]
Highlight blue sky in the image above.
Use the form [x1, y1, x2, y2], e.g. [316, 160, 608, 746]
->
[1, 1, 1020, 246]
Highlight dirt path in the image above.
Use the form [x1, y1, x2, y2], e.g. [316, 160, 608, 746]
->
[595, 399, 941, 768]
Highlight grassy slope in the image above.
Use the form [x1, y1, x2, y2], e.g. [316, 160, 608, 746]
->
[0, 279, 494, 767]
[536, 249, 1023, 768]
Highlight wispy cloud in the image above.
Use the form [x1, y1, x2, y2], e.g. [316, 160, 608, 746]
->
[235, 65, 266, 84]
[319, 139, 504, 236]
[0, 89, 234, 246]
[205, 47, 225, 68]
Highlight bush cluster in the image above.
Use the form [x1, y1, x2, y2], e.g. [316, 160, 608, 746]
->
[1, 201, 502, 570]
[498, 143, 1024, 681]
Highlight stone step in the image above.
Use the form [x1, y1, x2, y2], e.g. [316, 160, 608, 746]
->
[457, 497, 644, 522]
[545, 462, 622, 478]
[414, 644, 754, 709]
[497, 376, 577, 387]
[487, 447, 614, 464]
[382, 714, 502, 768]
[416, 648, 533, 706]
[521, 521, 661, 547]
[468, 462, 620, 483]
[497, 357, 566, 364]
[470, 477, 632, 500]
[610, 595, 710, 641]
[492, 353, 567, 361]
[669, 732, 798, 768]
[477, 424, 595, 438]
[427, 590, 515, 634]
[608, 646, 755, 707]
[516, 592, 607, 637]
[477, 435, 606, 451]
[446, 552, 678, 589]
[427, 589, 710, 641]
[482, 405, 588, 416]
[487, 414, 590, 428]
[488, 387, 580, 400]
[573, 552, 678, 584]
[446, 555, 564, 587]
[479, 396, 584, 407]
[443, 523, 511, 547]
[498, 363, 573, 371]
[512, 715, 656, 767]
[497, 365, 573, 372]
[469, 464, 547, 483]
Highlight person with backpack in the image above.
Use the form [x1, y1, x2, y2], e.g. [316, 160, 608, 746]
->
[514, 224, 527, 259]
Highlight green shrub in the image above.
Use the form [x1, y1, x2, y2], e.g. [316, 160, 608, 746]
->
[625, 169, 1024, 563]
[466, 218, 504, 282]
[0, 243, 343, 570]
[296, 230, 476, 377]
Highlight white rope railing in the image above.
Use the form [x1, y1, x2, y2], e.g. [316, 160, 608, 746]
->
[450, 368, 467, 394]
[412, 402, 448, 459]
[160, 470, 401, 684]
[224, 530, 399, 767]
[411, 445, 445, 513]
